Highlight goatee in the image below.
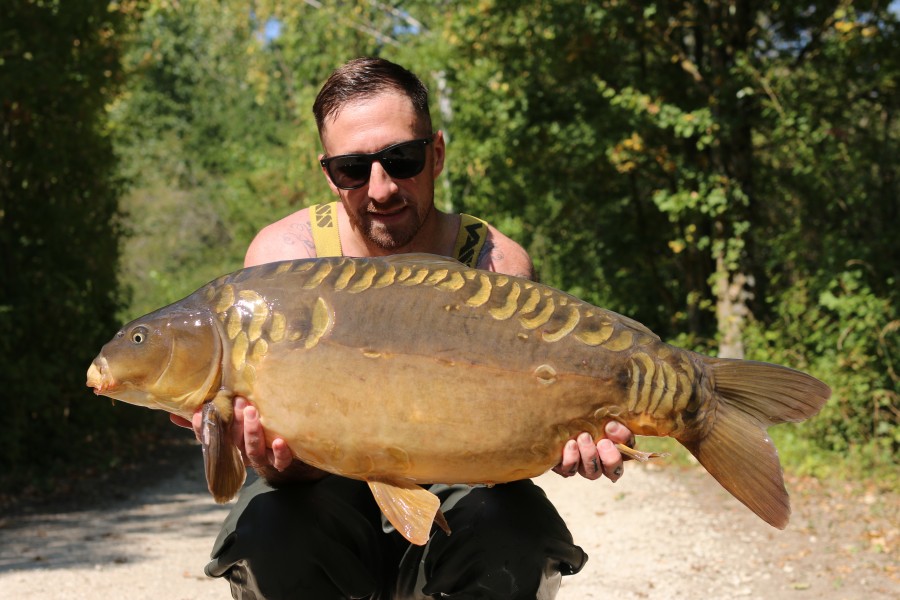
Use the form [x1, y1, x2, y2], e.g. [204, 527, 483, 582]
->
[352, 198, 420, 250]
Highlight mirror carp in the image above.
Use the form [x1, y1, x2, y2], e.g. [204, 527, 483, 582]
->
[86, 254, 830, 545]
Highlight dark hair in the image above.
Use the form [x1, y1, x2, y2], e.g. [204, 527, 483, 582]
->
[312, 57, 432, 137]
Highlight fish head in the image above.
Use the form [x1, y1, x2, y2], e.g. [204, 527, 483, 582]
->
[87, 306, 222, 418]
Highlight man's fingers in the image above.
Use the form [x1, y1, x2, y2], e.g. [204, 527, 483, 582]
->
[597, 438, 624, 482]
[605, 420, 635, 445]
[576, 432, 603, 480]
[169, 413, 192, 430]
[271, 438, 293, 472]
[243, 405, 267, 468]
[552, 439, 580, 477]
[232, 397, 248, 448]
[604, 421, 636, 461]
[190, 409, 204, 442]
[604, 421, 634, 446]
[554, 428, 629, 482]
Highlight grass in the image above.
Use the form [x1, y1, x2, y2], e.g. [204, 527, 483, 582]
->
[633, 427, 899, 494]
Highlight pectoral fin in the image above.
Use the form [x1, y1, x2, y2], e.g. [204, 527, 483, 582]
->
[201, 394, 246, 503]
[368, 480, 450, 545]
[615, 443, 667, 463]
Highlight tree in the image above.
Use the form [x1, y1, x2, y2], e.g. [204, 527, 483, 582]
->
[431, 0, 898, 460]
[0, 0, 145, 482]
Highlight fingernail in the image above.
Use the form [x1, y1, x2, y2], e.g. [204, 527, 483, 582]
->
[605, 421, 622, 435]
[598, 439, 614, 451]
[578, 432, 592, 444]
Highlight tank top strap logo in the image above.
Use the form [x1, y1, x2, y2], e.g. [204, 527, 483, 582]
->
[454, 214, 488, 268]
[310, 202, 343, 258]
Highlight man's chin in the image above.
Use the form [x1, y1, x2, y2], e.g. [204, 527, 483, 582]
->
[366, 229, 410, 250]
[366, 221, 416, 251]
[360, 208, 417, 248]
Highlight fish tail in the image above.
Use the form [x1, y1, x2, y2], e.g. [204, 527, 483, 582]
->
[680, 358, 831, 529]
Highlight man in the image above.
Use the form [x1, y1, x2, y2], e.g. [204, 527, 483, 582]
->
[175, 57, 634, 599]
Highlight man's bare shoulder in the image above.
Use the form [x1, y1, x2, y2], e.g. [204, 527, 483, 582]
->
[244, 208, 316, 267]
[475, 224, 535, 280]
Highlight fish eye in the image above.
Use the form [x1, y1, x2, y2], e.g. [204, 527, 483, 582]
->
[131, 326, 149, 344]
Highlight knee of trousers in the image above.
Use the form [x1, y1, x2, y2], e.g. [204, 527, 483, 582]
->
[395, 481, 587, 600]
[397, 545, 570, 600]
[205, 476, 395, 599]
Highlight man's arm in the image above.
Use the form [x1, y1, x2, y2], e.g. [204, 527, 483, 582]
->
[244, 209, 317, 268]
[474, 224, 535, 280]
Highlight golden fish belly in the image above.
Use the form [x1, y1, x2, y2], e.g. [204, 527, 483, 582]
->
[248, 342, 620, 484]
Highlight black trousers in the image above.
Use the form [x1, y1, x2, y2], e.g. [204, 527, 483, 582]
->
[205, 475, 587, 599]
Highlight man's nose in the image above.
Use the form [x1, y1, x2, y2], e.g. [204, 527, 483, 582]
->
[367, 161, 398, 202]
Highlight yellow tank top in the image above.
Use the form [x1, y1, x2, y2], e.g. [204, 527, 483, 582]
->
[308, 201, 489, 268]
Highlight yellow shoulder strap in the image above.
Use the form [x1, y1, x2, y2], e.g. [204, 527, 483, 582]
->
[454, 213, 489, 268]
[310, 202, 343, 258]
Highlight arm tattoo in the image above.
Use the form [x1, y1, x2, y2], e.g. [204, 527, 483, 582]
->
[282, 222, 316, 255]
[476, 239, 499, 268]
[476, 238, 535, 281]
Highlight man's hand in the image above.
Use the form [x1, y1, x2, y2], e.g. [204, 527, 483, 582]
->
[552, 421, 635, 482]
[233, 397, 294, 471]
[169, 397, 327, 484]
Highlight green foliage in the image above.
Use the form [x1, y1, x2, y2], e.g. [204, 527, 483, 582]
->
[0, 0, 164, 486]
[111, 0, 300, 314]
[744, 267, 898, 465]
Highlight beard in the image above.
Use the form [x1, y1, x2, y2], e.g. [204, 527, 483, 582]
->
[349, 194, 430, 251]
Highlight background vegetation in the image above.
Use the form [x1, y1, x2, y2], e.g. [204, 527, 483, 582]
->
[1, 0, 896, 495]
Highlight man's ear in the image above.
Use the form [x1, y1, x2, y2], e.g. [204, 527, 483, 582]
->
[319, 155, 341, 196]
[432, 130, 446, 179]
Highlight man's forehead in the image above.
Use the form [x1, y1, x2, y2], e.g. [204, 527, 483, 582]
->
[321, 93, 423, 153]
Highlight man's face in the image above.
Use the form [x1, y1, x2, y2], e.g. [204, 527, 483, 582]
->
[319, 92, 445, 251]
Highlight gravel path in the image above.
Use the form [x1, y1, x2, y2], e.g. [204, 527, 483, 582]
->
[1, 440, 896, 599]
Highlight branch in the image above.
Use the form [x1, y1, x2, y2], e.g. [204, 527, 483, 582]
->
[303, 0, 400, 47]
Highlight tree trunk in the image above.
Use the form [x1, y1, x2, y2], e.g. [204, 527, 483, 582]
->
[714, 251, 752, 359]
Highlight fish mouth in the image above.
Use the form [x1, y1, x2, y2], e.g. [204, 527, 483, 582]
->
[86, 357, 115, 394]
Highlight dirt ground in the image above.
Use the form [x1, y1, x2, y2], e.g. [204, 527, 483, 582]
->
[0, 438, 896, 600]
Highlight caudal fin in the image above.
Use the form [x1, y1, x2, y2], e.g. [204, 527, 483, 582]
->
[681, 359, 830, 529]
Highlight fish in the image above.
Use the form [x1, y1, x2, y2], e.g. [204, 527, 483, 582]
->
[86, 253, 830, 545]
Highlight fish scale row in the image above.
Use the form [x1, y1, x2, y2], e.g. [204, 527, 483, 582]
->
[238, 257, 654, 358]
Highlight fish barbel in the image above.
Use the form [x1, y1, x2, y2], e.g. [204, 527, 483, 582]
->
[86, 254, 830, 544]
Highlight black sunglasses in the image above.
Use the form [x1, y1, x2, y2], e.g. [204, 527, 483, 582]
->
[320, 137, 433, 190]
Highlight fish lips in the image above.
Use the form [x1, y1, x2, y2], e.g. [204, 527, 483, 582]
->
[86, 357, 115, 394]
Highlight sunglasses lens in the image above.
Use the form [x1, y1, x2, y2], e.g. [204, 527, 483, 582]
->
[380, 142, 427, 179]
[324, 138, 431, 190]
[329, 157, 372, 189]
